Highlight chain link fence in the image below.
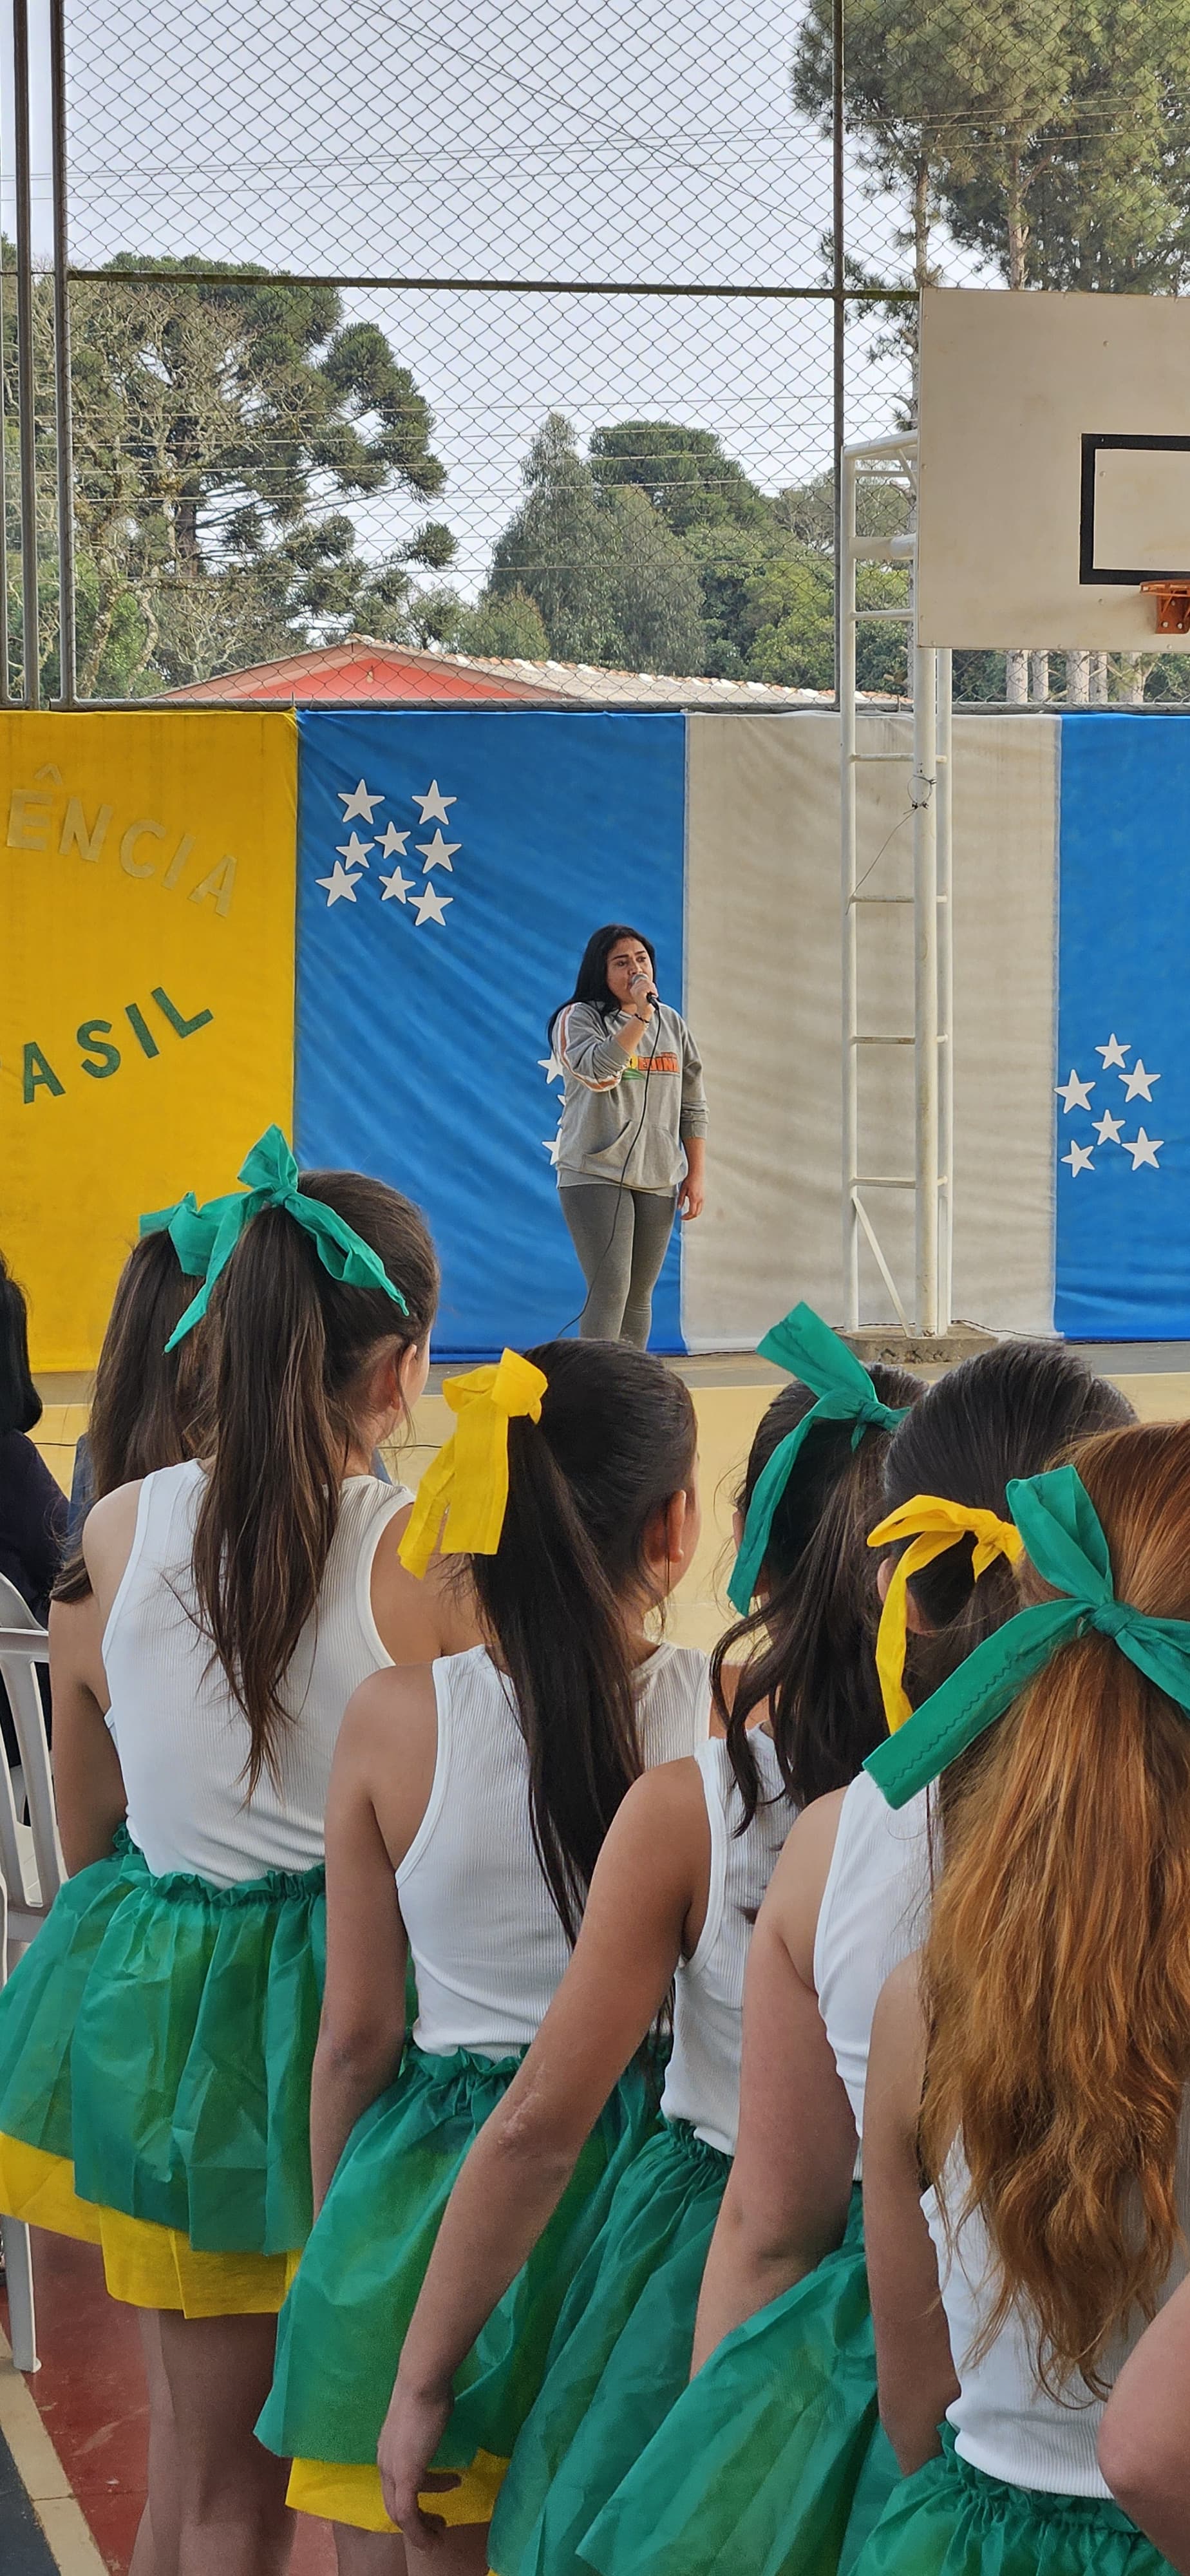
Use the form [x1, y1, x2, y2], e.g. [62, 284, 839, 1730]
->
[3, 0, 1187, 705]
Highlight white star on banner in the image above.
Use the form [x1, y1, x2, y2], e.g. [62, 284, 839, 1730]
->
[417, 829, 460, 875]
[538, 1052, 565, 1085]
[411, 881, 453, 928]
[317, 860, 363, 907]
[338, 778, 384, 823]
[379, 821, 410, 858]
[381, 866, 414, 904]
[1096, 1033, 1131, 1068]
[1122, 1126, 1163, 1169]
[1062, 1141, 1095, 1177]
[412, 780, 456, 827]
[1120, 1057, 1160, 1102]
[1093, 1108, 1125, 1144]
[542, 1132, 562, 1165]
[1056, 1069, 1095, 1113]
[336, 831, 374, 869]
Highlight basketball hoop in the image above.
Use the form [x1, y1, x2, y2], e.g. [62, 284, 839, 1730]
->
[1141, 580, 1190, 634]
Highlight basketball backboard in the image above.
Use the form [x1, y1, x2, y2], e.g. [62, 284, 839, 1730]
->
[916, 289, 1190, 650]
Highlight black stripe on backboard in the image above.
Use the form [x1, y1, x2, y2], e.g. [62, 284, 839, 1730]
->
[1080, 433, 1190, 586]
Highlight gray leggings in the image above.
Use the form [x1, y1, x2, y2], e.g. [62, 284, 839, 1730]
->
[559, 1184, 677, 1347]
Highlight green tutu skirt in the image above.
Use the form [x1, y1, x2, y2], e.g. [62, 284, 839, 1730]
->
[490, 2118, 729, 2576]
[849, 2425, 1175, 2574]
[0, 1825, 326, 2298]
[580, 2186, 898, 2576]
[258, 2041, 660, 2523]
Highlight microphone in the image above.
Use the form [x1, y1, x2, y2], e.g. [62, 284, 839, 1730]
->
[630, 972, 659, 1011]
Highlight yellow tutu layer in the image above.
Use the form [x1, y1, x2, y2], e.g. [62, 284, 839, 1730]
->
[287, 2448, 509, 2532]
[0, 2134, 292, 2317]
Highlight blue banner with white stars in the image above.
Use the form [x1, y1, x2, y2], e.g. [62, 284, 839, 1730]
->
[1055, 715, 1187, 1338]
[294, 708, 688, 1358]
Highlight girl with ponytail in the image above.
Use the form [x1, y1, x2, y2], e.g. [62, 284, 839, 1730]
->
[364, 1310, 920, 2576]
[583, 1340, 1133, 2576]
[0, 1131, 454, 2576]
[858, 1421, 1190, 2576]
[256, 1334, 709, 2569]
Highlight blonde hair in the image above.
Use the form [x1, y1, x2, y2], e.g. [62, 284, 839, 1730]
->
[921, 1421, 1190, 2394]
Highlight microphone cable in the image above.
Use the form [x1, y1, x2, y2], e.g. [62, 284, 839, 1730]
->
[555, 993, 660, 1339]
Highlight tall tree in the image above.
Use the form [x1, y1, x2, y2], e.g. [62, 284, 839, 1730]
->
[589, 422, 773, 535]
[4, 253, 453, 694]
[489, 412, 619, 661]
[489, 414, 710, 672]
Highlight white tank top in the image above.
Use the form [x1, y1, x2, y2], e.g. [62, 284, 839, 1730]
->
[102, 1459, 411, 1886]
[813, 1768, 931, 2136]
[400, 1639, 711, 2056]
[926, 2128, 1190, 2495]
[661, 1733, 796, 2155]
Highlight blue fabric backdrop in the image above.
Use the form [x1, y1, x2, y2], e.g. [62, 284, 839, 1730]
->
[1055, 714, 1190, 1338]
[294, 710, 688, 1358]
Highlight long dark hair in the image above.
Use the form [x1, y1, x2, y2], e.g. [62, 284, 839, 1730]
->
[884, 1341, 1135, 1707]
[54, 1230, 209, 1607]
[717, 1363, 923, 1824]
[89, 1232, 206, 1496]
[468, 1338, 697, 1942]
[0, 1254, 41, 1438]
[549, 922, 656, 1044]
[192, 1171, 438, 1791]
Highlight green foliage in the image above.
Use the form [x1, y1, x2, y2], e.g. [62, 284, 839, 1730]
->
[3, 250, 453, 695]
[589, 422, 773, 534]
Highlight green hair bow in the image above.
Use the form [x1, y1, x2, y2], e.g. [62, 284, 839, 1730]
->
[728, 1303, 912, 1615]
[138, 1191, 224, 1280]
[865, 1459, 1190, 1810]
[158, 1126, 410, 1352]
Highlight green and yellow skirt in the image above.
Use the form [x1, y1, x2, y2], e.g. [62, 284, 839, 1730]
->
[0, 1829, 326, 2315]
[489, 2118, 729, 2576]
[579, 2186, 898, 2576]
[256, 2041, 660, 2534]
[849, 2425, 1175, 2574]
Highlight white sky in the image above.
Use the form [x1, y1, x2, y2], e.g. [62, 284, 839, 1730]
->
[0, 0, 988, 594]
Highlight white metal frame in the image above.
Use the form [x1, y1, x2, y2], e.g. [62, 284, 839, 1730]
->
[0, 1579, 62, 2376]
[840, 431, 954, 1336]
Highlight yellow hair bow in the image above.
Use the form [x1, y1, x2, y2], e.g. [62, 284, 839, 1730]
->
[867, 1494, 1024, 1735]
[399, 1349, 548, 1580]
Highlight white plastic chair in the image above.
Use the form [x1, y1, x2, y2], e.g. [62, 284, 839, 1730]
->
[0, 1569, 64, 2372]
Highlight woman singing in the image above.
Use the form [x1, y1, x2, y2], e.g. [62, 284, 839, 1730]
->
[550, 925, 707, 1347]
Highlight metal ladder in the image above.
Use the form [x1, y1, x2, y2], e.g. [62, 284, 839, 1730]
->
[839, 431, 953, 1338]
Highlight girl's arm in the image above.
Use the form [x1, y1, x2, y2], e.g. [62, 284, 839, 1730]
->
[377, 1758, 709, 2541]
[309, 1666, 435, 2206]
[863, 1958, 958, 2473]
[48, 1593, 126, 1873]
[692, 1794, 856, 2366]
[1099, 2278, 1190, 2570]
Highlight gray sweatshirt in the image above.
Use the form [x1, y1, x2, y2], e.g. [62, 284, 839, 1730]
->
[551, 998, 708, 1193]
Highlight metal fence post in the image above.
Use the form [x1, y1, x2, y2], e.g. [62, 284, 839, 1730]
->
[12, 0, 39, 708]
[50, 0, 77, 706]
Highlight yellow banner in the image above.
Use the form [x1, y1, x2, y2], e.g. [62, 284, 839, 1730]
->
[0, 711, 298, 1370]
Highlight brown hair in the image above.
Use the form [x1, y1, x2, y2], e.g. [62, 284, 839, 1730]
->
[191, 1171, 437, 1791]
[715, 1361, 923, 1823]
[469, 1339, 697, 1942]
[920, 1419, 1190, 2396]
[883, 1341, 1134, 1709]
[53, 1231, 208, 1607]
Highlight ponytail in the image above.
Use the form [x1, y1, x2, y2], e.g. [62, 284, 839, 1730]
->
[717, 1362, 922, 1824]
[468, 1340, 697, 1940]
[921, 1421, 1190, 2393]
[193, 1170, 437, 1790]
